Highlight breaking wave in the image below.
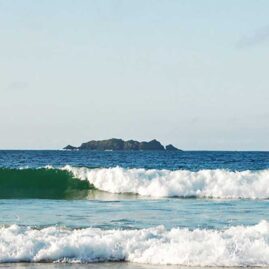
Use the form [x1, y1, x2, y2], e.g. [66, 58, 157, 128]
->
[64, 166, 269, 199]
[1, 221, 269, 266]
[1, 166, 269, 199]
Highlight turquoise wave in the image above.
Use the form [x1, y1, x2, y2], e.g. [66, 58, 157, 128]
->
[0, 168, 94, 199]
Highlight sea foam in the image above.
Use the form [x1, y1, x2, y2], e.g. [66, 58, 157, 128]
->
[63, 166, 269, 199]
[1, 221, 269, 266]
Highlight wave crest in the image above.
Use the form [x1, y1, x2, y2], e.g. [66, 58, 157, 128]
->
[64, 166, 269, 199]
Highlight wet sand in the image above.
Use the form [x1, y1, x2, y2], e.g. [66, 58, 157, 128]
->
[1, 263, 268, 269]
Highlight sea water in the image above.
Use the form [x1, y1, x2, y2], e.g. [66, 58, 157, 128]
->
[0, 150, 269, 268]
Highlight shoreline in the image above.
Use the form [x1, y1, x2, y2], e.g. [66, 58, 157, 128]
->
[1, 264, 269, 269]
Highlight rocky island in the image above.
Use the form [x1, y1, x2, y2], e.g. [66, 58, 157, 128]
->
[64, 139, 181, 151]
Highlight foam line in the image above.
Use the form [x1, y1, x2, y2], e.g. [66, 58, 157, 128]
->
[1, 221, 269, 266]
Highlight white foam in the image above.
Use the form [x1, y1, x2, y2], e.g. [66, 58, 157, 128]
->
[63, 166, 269, 199]
[1, 221, 269, 266]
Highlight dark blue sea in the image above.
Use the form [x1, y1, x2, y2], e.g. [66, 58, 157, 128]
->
[0, 150, 269, 268]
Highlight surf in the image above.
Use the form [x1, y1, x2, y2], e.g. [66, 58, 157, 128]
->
[1, 166, 269, 199]
[64, 166, 269, 199]
[1, 220, 269, 266]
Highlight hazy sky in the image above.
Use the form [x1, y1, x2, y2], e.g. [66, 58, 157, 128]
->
[1, 0, 269, 150]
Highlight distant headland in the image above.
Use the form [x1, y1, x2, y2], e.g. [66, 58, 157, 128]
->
[64, 138, 181, 151]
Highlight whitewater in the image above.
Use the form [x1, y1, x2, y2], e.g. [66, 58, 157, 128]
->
[1, 220, 269, 266]
[63, 166, 269, 199]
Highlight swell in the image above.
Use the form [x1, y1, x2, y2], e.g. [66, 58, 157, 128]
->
[1, 220, 269, 266]
[0, 168, 93, 199]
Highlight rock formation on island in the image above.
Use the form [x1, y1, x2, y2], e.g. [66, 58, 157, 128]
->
[165, 144, 179, 151]
[64, 145, 77, 150]
[63, 139, 182, 151]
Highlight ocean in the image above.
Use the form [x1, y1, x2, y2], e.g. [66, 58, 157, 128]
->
[0, 150, 269, 268]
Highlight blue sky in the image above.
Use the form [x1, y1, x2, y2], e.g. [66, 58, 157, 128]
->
[1, 0, 269, 150]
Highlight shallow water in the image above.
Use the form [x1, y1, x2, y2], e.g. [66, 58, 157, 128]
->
[1, 198, 268, 229]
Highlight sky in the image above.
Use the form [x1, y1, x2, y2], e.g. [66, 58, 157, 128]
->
[0, 0, 269, 150]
